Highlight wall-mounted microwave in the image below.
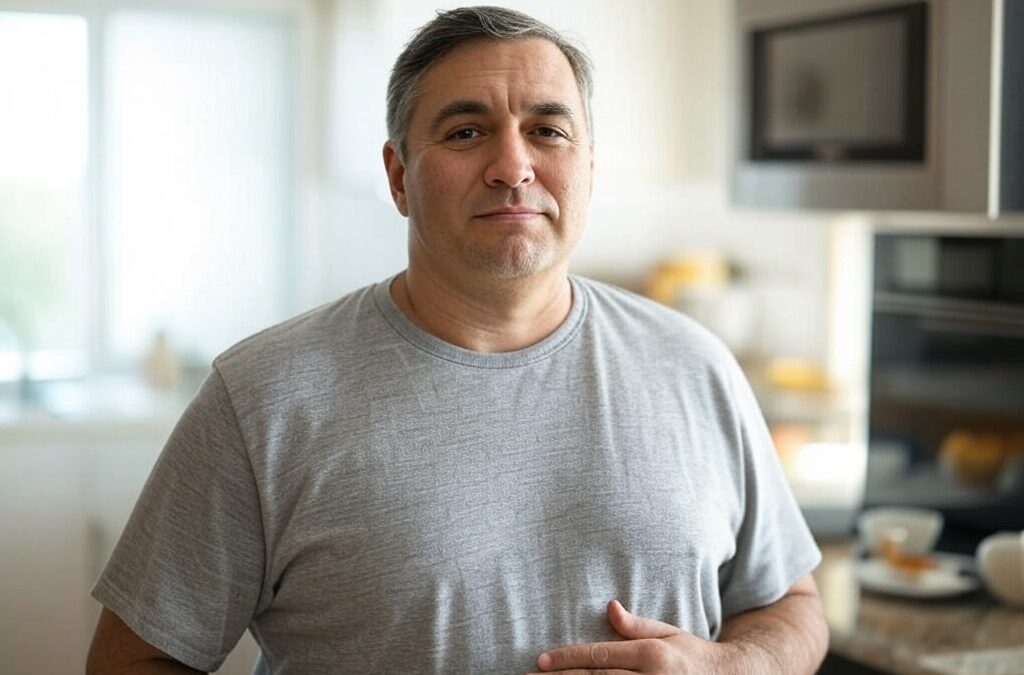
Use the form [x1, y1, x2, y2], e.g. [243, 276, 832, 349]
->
[732, 0, 1022, 215]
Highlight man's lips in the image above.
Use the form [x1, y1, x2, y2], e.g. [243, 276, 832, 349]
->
[473, 208, 545, 220]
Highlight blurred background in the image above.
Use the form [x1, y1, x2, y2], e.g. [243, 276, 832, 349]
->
[1, 0, 1022, 673]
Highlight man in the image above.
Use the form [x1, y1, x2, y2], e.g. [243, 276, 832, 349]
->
[88, 7, 828, 674]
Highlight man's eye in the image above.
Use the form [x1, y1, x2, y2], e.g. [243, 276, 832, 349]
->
[532, 127, 566, 139]
[447, 128, 481, 141]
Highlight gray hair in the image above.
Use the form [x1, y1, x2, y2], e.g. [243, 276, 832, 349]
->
[386, 6, 595, 159]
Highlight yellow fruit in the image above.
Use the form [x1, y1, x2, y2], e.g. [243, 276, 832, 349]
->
[939, 431, 1008, 488]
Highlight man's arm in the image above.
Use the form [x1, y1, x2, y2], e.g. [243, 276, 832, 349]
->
[86, 607, 206, 675]
[530, 574, 828, 674]
[714, 574, 828, 673]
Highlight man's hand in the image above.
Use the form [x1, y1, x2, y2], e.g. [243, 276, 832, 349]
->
[527, 575, 827, 675]
[527, 599, 738, 674]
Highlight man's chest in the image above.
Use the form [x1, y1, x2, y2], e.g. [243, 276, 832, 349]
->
[255, 391, 742, 653]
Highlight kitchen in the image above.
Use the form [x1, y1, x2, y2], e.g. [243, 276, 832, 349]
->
[1, 0, 1022, 673]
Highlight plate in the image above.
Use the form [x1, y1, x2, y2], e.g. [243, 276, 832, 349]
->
[855, 553, 981, 599]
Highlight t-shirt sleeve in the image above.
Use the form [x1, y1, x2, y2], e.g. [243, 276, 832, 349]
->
[717, 356, 821, 621]
[91, 366, 265, 672]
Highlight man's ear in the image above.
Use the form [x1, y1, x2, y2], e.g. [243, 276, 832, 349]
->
[383, 141, 409, 216]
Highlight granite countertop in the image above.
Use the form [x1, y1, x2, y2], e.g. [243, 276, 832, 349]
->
[815, 543, 1024, 675]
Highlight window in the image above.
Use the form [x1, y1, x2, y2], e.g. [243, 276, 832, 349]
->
[0, 3, 297, 383]
[0, 12, 89, 380]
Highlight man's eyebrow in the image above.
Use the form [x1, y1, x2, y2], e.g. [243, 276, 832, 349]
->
[428, 99, 579, 134]
[429, 100, 490, 135]
[527, 101, 576, 122]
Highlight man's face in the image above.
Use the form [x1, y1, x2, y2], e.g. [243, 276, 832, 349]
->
[384, 37, 593, 282]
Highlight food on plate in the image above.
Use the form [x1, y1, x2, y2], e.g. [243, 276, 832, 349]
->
[880, 526, 936, 579]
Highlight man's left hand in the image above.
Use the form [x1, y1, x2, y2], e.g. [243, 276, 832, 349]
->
[527, 599, 739, 674]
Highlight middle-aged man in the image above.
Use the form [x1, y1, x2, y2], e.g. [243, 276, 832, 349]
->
[87, 6, 828, 674]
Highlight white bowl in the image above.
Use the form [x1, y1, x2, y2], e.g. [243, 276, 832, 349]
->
[977, 530, 1024, 607]
[857, 506, 944, 555]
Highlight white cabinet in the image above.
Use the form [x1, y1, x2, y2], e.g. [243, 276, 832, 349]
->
[0, 423, 259, 674]
[0, 443, 90, 675]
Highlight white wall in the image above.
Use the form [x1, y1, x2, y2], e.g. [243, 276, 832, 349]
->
[311, 0, 833, 362]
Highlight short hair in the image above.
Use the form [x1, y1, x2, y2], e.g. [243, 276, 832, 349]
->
[386, 6, 595, 159]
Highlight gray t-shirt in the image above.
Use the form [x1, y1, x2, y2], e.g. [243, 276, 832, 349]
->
[93, 275, 820, 674]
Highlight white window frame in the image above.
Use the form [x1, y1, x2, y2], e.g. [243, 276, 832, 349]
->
[0, 0, 323, 380]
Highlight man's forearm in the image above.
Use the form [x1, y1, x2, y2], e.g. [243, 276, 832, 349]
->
[86, 657, 205, 675]
[716, 582, 829, 675]
[125, 661, 205, 675]
[85, 657, 203, 675]
[86, 608, 207, 675]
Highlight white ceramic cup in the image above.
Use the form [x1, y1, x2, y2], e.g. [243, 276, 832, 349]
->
[977, 530, 1024, 607]
[857, 506, 944, 556]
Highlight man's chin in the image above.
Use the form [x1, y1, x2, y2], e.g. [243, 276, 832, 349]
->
[464, 241, 557, 280]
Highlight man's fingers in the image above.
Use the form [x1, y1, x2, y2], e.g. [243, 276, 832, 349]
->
[530, 603, 689, 673]
[534, 637, 673, 672]
[535, 641, 622, 671]
[607, 599, 681, 640]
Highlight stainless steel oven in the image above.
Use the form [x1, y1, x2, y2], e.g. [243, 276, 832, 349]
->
[864, 232, 1024, 552]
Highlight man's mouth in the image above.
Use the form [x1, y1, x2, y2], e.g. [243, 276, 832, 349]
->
[474, 207, 544, 220]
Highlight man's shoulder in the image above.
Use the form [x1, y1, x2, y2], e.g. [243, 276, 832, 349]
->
[576, 276, 684, 320]
[212, 280, 386, 384]
[576, 275, 732, 361]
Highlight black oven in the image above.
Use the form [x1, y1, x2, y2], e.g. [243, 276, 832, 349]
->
[864, 233, 1024, 553]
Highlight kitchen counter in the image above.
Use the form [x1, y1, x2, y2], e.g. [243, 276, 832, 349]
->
[0, 375, 190, 443]
[815, 543, 1024, 675]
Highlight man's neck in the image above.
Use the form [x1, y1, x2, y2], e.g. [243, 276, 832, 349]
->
[389, 267, 573, 353]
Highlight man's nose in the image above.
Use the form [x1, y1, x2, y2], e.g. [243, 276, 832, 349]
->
[483, 131, 535, 189]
